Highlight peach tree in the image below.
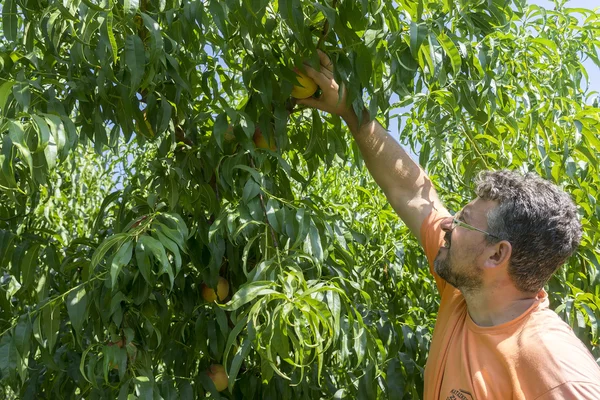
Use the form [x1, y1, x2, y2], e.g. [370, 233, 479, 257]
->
[1, 0, 599, 399]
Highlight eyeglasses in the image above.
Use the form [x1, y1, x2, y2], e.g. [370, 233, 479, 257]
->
[450, 213, 500, 239]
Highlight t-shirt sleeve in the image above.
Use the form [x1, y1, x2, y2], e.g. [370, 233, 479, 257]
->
[534, 382, 600, 400]
[420, 208, 451, 293]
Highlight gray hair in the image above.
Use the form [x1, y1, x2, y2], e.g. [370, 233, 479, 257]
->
[475, 170, 582, 293]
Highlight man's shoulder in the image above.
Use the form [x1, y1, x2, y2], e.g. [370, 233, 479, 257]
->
[534, 381, 600, 400]
[510, 305, 600, 389]
[518, 305, 587, 348]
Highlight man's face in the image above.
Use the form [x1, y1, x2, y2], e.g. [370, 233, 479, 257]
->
[434, 198, 499, 293]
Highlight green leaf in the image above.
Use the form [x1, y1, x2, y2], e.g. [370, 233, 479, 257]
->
[12, 72, 30, 111]
[31, 114, 51, 150]
[20, 243, 41, 291]
[165, 54, 191, 92]
[386, 357, 405, 398]
[167, 213, 189, 241]
[118, 380, 131, 400]
[0, 334, 18, 381]
[580, 303, 598, 340]
[213, 113, 229, 151]
[13, 316, 32, 357]
[91, 233, 131, 268]
[303, 109, 322, 159]
[105, 12, 118, 64]
[60, 115, 78, 158]
[0, 80, 16, 115]
[291, 208, 309, 250]
[153, 228, 182, 275]
[42, 304, 61, 352]
[125, 34, 146, 93]
[2, 0, 18, 42]
[238, 111, 255, 138]
[141, 13, 164, 63]
[265, 198, 281, 233]
[8, 121, 33, 175]
[91, 191, 122, 235]
[223, 281, 279, 311]
[43, 114, 67, 166]
[355, 44, 372, 87]
[110, 291, 127, 318]
[410, 22, 427, 58]
[110, 240, 134, 288]
[138, 234, 173, 288]
[66, 286, 89, 332]
[224, 315, 247, 366]
[305, 222, 323, 262]
[228, 334, 252, 391]
[531, 37, 557, 53]
[103, 344, 127, 382]
[156, 97, 172, 135]
[153, 222, 184, 252]
[135, 239, 153, 285]
[242, 179, 261, 203]
[314, 3, 336, 29]
[437, 32, 461, 75]
[4, 275, 20, 299]
[233, 164, 263, 183]
[580, 125, 600, 153]
[209, 0, 227, 36]
[81, 0, 110, 11]
[0, 230, 15, 268]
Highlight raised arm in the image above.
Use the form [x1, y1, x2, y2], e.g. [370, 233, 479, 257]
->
[298, 51, 446, 242]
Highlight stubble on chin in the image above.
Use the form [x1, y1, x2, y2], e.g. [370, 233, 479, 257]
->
[434, 250, 482, 292]
[434, 253, 452, 284]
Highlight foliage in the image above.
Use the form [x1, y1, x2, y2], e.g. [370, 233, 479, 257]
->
[1, 0, 599, 399]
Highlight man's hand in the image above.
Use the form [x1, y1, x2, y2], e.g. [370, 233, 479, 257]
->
[296, 50, 355, 121]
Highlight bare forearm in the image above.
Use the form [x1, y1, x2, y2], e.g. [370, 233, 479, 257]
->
[344, 111, 422, 195]
[343, 110, 443, 237]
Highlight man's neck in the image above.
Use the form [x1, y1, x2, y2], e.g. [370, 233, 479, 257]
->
[463, 285, 539, 327]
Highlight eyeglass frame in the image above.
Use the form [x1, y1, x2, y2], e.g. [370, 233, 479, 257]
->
[450, 212, 501, 240]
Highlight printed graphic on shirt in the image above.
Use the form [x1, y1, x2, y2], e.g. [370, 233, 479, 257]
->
[445, 388, 474, 400]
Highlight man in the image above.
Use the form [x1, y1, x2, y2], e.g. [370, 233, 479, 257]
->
[298, 51, 600, 399]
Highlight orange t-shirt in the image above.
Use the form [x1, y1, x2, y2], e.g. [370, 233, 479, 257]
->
[421, 208, 600, 399]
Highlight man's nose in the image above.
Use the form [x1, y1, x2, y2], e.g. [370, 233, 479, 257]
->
[440, 217, 453, 232]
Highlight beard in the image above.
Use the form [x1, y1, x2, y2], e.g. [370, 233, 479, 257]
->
[434, 233, 483, 293]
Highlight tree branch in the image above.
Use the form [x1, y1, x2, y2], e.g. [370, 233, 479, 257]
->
[316, 0, 338, 49]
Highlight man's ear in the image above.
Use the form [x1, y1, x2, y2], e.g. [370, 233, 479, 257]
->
[483, 240, 512, 269]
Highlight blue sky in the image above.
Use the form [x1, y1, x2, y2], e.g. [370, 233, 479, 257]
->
[387, 0, 600, 142]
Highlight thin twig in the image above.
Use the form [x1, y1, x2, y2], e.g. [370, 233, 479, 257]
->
[316, 0, 338, 49]
[459, 114, 490, 169]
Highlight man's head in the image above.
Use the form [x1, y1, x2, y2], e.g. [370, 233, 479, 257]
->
[434, 170, 582, 294]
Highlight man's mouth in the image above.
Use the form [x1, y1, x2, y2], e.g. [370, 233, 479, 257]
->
[442, 233, 451, 249]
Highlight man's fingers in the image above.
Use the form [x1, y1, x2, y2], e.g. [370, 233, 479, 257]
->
[303, 62, 333, 80]
[317, 49, 333, 72]
[320, 65, 334, 79]
[301, 64, 331, 89]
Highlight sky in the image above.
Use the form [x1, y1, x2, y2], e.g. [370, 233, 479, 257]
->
[387, 0, 600, 142]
